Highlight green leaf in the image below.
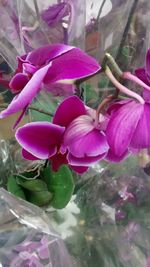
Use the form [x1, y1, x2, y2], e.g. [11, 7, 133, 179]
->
[17, 179, 48, 192]
[41, 165, 52, 191]
[7, 176, 26, 200]
[17, 176, 53, 206]
[27, 191, 53, 206]
[43, 165, 74, 209]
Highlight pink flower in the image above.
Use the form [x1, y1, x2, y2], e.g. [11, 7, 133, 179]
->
[0, 44, 101, 125]
[106, 99, 150, 161]
[15, 96, 109, 173]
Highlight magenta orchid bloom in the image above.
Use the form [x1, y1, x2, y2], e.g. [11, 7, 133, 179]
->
[135, 48, 150, 101]
[0, 44, 101, 123]
[15, 96, 109, 173]
[106, 99, 150, 161]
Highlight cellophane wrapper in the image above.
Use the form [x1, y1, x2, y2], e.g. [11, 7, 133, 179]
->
[0, 1, 150, 267]
[0, 188, 75, 267]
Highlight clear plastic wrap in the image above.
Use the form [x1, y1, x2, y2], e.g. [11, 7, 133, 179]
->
[0, 0, 86, 70]
[48, 154, 150, 267]
[0, 188, 75, 267]
[84, 0, 150, 107]
[0, 1, 150, 267]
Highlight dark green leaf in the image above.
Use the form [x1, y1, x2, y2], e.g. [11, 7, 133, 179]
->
[7, 176, 26, 200]
[41, 165, 52, 191]
[27, 191, 52, 206]
[18, 179, 48, 192]
[44, 165, 74, 209]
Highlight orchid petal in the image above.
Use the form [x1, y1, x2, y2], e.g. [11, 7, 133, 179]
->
[22, 149, 40, 160]
[66, 129, 109, 157]
[135, 68, 150, 85]
[23, 63, 38, 75]
[63, 113, 109, 157]
[63, 115, 94, 145]
[106, 101, 143, 156]
[26, 44, 74, 66]
[0, 63, 52, 119]
[53, 96, 86, 127]
[131, 103, 150, 148]
[16, 54, 28, 73]
[9, 73, 29, 93]
[107, 99, 132, 115]
[68, 153, 106, 166]
[135, 68, 150, 101]
[44, 47, 101, 84]
[143, 89, 150, 102]
[106, 149, 129, 162]
[15, 122, 65, 159]
[70, 165, 88, 174]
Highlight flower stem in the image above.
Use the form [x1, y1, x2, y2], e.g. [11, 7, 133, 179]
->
[95, 94, 114, 126]
[0, 104, 54, 117]
[29, 106, 54, 116]
[102, 53, 123, 78]
[105, 66, 144, 104]
[115, 0, 139, 64]
[96, 0, 107, 22]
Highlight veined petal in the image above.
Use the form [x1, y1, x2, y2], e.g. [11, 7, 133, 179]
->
[9, 73, 29, 93]
[68, 153, 106, 166]
[65, 128, 109, 158]
[135, 68, 150, 101]
[106, 101, 143, 156]
[15, 122, 65, 159]
[131, 103, 150, 148]
[143, 89, 150, 102]
[106, 149, 129, 162]
[44, 47, 101, 84]
[63, 115, 94, 145]
[107, 99, 132, 115]
[26, 44, 74, 66]
[135, 68, 149, 85]
[53, 96, 86, 126]
[0, 63, 51, 119]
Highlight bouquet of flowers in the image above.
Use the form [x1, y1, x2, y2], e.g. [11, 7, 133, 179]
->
[0, 0, 150, 266]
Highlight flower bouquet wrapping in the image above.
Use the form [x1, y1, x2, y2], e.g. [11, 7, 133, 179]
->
[1, 0, 150, 266]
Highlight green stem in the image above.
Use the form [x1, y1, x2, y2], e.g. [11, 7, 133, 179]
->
[102, 53, 123, 78]
[96, 0, 107, 22]
[115, 0, 139, 64]
[0, 104, 54, 117]
[29, 105, 54, 117]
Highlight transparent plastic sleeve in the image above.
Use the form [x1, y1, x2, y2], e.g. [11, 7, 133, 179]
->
[0, 188, 75, 267]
